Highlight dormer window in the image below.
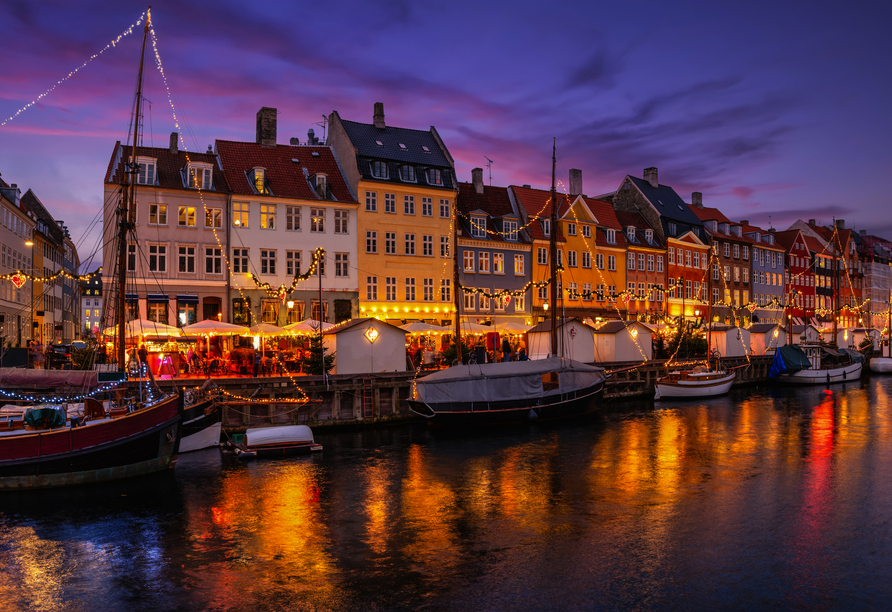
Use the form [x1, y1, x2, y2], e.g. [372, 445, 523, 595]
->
[471, 215, 487, 238]
[252, 168, 270, 195]
[427, 168, 442, 185]
[667, 222, 677, 236]
[542, 219, 551, 237]
[399, 165, 416, 182]
[732, 225, 742, 237]
[708, 220, 718, 232]
[625, 226, 635, 241]
[721, 222, 730, 235]
[767, 235, 774, 245]
[605, 228, 616, 244]
[422, 145, 431, 153]
[503, 220, 518, 241]
[135, 157, 157, 185]
[187, 163, 213, 190]
[644, 229, 653, 243]
[371, 161, 388, 179]
[313, 174, 327, 197]
[754, 232, 761, 242]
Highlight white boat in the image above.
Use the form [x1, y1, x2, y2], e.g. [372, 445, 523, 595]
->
[870, 356, 892, 373]
[771, 344, 863, 385]
[654, 367, 735, 400]
[230, 425, 322, 459]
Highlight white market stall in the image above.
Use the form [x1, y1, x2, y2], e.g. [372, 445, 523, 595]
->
[748, 323, 786, 356]
[708, 325, 751, 358]
[591, 321, 652, 362]
[323, 318, 408, 374]
[526, 318, 595, 362]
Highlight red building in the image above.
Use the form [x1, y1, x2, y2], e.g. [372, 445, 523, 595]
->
[774, 229, 815, 324]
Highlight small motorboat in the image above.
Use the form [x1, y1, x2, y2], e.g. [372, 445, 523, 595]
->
[654, 366, 736, 400]
[227, 425, 322, 460]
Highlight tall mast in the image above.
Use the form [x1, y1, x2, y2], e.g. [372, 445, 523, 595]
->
[549, 139, 558, 356]
[832, 222, 839, 347]
[453, 186, 462, 364]
[116, 9, 150, 370]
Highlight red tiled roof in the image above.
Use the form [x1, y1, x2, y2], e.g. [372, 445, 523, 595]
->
[772, 229, 802, 252]
[105, 143, 224, 191]
[803, 235, 829, 255]
[688, 204, 730, 223]
[510, 185, 566, 242]
[456, 183, 515, 217]
[215, 140, 356, 203]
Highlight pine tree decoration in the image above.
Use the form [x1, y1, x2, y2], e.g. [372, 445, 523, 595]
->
[300, 330, 335, 375]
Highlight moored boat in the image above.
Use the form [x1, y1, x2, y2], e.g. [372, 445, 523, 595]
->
[770, 344, 863, 385]
[228, 425, 322, 459]
[654, 367, 735, 400]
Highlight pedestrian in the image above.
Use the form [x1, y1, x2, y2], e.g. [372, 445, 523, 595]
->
[34, 342, 44, 369]
[253, 349, 261, 377]
[502, 337, 511, 362]
[138, 344, 148, 364]
[44, 344, 53, 369]
[474, 338, 486, 364]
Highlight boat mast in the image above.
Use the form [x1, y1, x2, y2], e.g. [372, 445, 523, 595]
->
[887, 287, 890, 358]
[549, 139, 558, 356]
[832, 221, 839, 348]
[116, 8, 151, 371]
[453, 182, 462, 364]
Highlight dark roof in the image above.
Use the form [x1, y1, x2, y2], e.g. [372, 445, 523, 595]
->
[339, 119, 451, 167]
[614, 210, 665, 249]
[323, 317, 405, 335]
[215, 140, 355, 203]
[772, 229, 803, 252]
[511, 185, 568, 242]
[105, 143, 225, 191]
[20, 189, 63, 244]
[749, 323, 781, 333]
[628, 175, 703, 226]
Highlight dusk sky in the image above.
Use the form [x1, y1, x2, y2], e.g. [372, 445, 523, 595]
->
[1, 0, 890, 270]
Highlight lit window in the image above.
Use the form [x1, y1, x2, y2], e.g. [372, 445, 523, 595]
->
[149, 204, 167, 225]
[260, 204, 276, 230]
[178, 206, 196, 227]
[311, 208, 325, 233]
[252, 168, 269, 194]
[205, 208, 222, 228]
[233, 202, 249, 228]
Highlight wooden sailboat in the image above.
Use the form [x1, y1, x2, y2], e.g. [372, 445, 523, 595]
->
[869, 289, 892, 373]
[0, 9, 182, 489]
[408, 143, 606, 425]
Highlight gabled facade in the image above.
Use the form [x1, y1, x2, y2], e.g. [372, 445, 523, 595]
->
[739, 222, 785, 325]
[812, 220, 863, 328]
[616, 211, 666, 320]
[81, 276, 102, 337]
[328, 102, 456, 326]
[0, 179, 35, 347]
[774, 229, 815, 324]
[103, 135, 229, 328]
[455, 169, 531, 325]
[21, 189, 65, 344]
[217, 108, 359, 326]
[857, 231, 892, 328]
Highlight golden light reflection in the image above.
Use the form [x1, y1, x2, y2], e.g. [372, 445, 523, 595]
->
[363, 462, 393, 554]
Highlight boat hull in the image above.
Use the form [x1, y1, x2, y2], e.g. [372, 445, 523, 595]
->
[869, 357, 892, 373]
[776, 362, 863, 385]
[408, 379, 605, 426]
[179, 398, 221, 452]
[0, 394, 181, 490]
[655, 372, 735, 400]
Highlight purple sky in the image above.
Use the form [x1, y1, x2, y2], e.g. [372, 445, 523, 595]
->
[2, 1, 891, 270]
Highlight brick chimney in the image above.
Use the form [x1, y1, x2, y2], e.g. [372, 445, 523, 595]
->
[569, 169, 583, 196]
[861, 229, 867, 235]
[808, 219, 816, 227]
[169, 132, 178, 155]
[373, 102, 385, 129]
[643, 167, 659, 188]
[472, 168, 484, 194]
[836, 219, 846, 229]
[691, 192, 702, 208]
[256, 107, 277, 147]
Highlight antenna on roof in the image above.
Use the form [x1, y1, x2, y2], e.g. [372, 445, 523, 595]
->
[483, 156, 493, 186]
[315, 115, 328, 143]
[768, 215, 773, 230]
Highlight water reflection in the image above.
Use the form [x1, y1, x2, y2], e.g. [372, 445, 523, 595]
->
[3, 380, 892, 610]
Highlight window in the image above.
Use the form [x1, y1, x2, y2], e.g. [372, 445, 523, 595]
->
[557, 250, 563, 267]
[148, 244, 167, 273]
[733, 244, 740, 259]
[335, 253, 349, 278]
[400, 165, 416, 182]
[647, 254, 654, 272]
[440, 199, 451, 218]
[405, 277, 416, 301]
[515, 293, 526, 312]
[386, 277, 397, 301]
[567, 223, 576, 236]
[568, 251, 577, 268]
[127, 244, 136, 272]
[638, 253, 645, 271]
[385, 232, 396, 254]
[479, 294, 490, 311]
[310, 208, 324, 232]
[582, 225, 591, 238]
[178, 245, 195, 273]
[205, 208, 222, 228]
[137, 159, 156, 185]
[743, 246, 749, 260]
[538, 286, 548, 301]
[493, 253, 504, 273]
[479, 252, 490, 273]
[685, 280, 692, 300]
[423, 278, 434, 301]
[515, 254, 525, 274]
[440, 279, 451, 302]
[685, 250, 692, 267]
[464, 291, 476, 312]
[543, 219, 551, 236]
[314, 174, 327, 197]
[427, 169, 442, 185]
[463, 250, 475, 272]
[713, 287, 721, 304]
[316, 252, 326, 276]
[723, 243, 730, 257]
[334, 209, 349, 234]
[385, 193, 396, 214]
[149, 204, 167, 225]
[693, 252, 700, 269]
[471, 216, 486, 238]
[260, 204, 276, 230]
[189, 165, 213, 190]
[609, 285, 617, 299]
[734, 267, 740, 282]
[605, 229, 615, 244]
[713, 264, 720, 281]
[405, 233, 416, 255]
[627, 252, 635, 271]
[743, 268, 749, 283]
[261, 300, 278, 324]
[724, 265, 730, 281]
[178, 206, 196, 227]
[404, 195, 415, 215]
[669, 247, 675, 264]
[286, 250, 301, 276]
[260, 249, 277, 275]
[538, 248, 547, 265]
[233, 248, 249, 274]
[366, 231, 378, 254]
[440, 236, 450, 258]
[568, 282, 578, 300]
[422, 197, 433, 217]
[596, 253, 604, 270]
[608, 255, 616, 271]
[148, 301, 167, 324]
[252, 168, 269, 194]
[423, 235, 433, 257]
[286, 206, 300, 231]
[365, 191, 377, 212]
[371, 161, 388, 179]
[366, 276, 378, 301]
[667, 222, 676, 236]
[233, 202, 249, 227]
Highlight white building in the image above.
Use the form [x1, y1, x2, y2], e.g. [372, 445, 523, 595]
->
[527, 317, 595, 361]
[708, 325, 751, 358]
[323, 318, 407, 374]
[591, 320, 652, 362]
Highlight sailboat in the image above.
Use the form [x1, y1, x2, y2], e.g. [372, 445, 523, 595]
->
[408, 144, 606, 425]
[869, 290, 892, 373]
[0, 10, 182, 489]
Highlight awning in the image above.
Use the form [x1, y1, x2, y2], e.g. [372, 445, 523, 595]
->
[147, 293, 169, 303]
[177, 294, 199, 304]
[125, 293, 138, 302]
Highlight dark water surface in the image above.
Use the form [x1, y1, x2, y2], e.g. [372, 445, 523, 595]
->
[2, 378, 892, 611]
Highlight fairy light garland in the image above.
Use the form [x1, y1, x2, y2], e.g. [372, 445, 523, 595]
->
[1, 268, 101, 284]
[0, 382, 124, 404]
[248, 247, 324, 297]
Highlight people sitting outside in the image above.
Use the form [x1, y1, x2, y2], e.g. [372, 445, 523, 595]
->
[517, 348, 529, 361]
[253, 350, 261, 377]
[502, 337, 512, 362]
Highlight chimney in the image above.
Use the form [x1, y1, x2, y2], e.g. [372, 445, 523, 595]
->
[836, 219, 845, 229]
[643, 167, 658, 188]
[860, 229, 867, 235]
[256, 107, 277, 147]
[169, 132, 178, 155]
[740, 220, 748, 226]
[691, 191, 702, 208]
[569, 169, 583, 196]
[471, 168, 484, 194]
[373, 102, 385, 129]
[307, 128, 317, 145]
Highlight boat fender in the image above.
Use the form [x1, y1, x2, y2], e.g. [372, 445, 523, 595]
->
[827, 372, 831, 384]
[528, 409, 538, 421]
[843, 369, 847, 380]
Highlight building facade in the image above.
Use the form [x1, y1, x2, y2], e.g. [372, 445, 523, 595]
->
[741, 223, 785, 325]
[0, 180, 35, 347]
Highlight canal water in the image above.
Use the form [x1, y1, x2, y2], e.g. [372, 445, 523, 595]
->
[2, 377, 892, 611]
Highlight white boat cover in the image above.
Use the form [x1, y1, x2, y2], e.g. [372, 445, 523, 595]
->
[413, 356, 605, 404]
[245, 425, 314, 448]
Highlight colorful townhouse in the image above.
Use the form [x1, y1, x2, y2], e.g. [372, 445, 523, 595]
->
[740, 222, 785, 325]
[615, 211, 666, 320]
[327, 103, 457, 326]
[0, 179, 35, 347]
[773, 228, 815, 326]
[217, 109, 359, 326]
[857, 231, 892, 328]
[455, 168, 532, 326]
[812, 220, 863, 328]
[22, 189, 67, 344]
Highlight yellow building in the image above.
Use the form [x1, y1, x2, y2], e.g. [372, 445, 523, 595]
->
[328, 103, 458, 325]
